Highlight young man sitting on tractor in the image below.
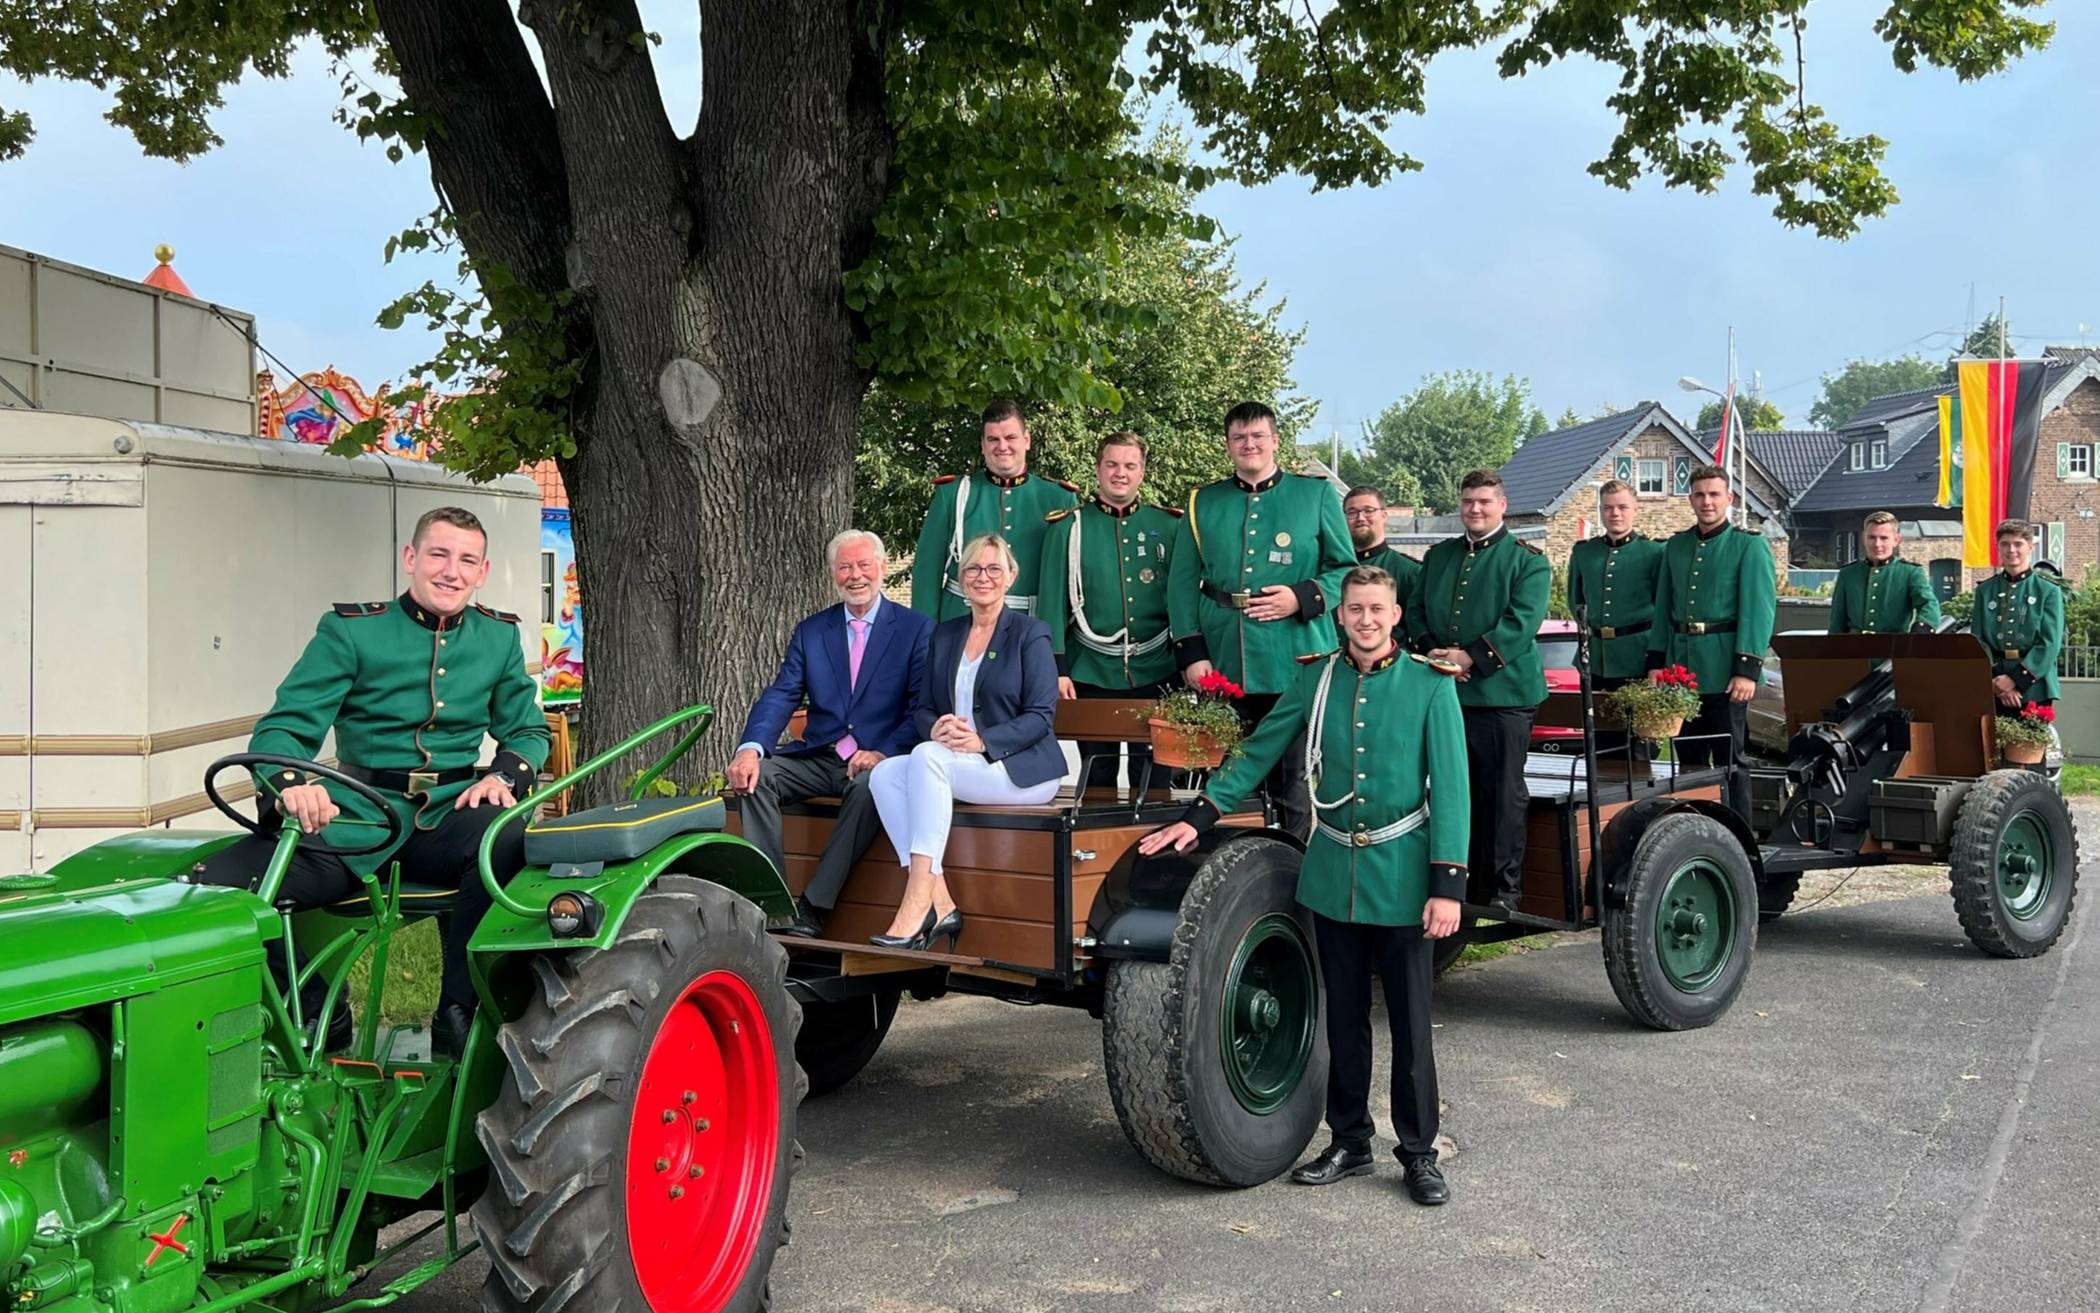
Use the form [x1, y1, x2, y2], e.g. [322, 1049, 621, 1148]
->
[1141, 565, 1468, 1205]
[194, 505, 549, 1054]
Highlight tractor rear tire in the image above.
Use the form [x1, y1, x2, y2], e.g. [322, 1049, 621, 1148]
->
[1948, 770, 2080, 959]
[1101, 838, 1325, 1187]
[472, 876, 804, 1313]
[1757, 874, 1801, 923]
[795, 991, 900, 1097]
[1602, 814, 1757, 1031]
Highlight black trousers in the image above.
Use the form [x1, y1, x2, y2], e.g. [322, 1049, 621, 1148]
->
[1074, 677, 1174, 796]
[1313, 913, 1439, 1162]
[1678, 693, 1749, 819]
[734, 751, 882, 910]
[194, 800, 527, 1018]
[1238, 692, 1311, 839]
[1463, 706, 1534, 902]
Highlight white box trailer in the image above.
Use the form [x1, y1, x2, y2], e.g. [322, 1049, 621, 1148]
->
[0, 410, 542, 872]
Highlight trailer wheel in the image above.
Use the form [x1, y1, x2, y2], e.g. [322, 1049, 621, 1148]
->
[1602, 814, 1757, 1031]
[1949, 770, 2080, 959]
[1431, 914, 1477, 976]
[472, 876, 803, 1313]
[1102, 838, 1325, 1187]
[795, 991, 900, 1097]
[1757, 874, 1801, 923]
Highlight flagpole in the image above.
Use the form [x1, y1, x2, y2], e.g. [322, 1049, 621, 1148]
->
[1727, 327, 1743, 526]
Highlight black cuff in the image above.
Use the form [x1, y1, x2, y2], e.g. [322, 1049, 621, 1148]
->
[1185, 796, 1222, 833]
[1910, 621, 1934, 634]
[1175, 635, 1211, 670]
[2009, 665, 2037, 694]
[1428, 862, 1467, 902]
[1290, 580, 1326, 620]
[1731, 653, 1764, 682]
[488, 750, 536, 787]
[1644, 647, 1665, 673]
[1055, 649, 1072, 677]
[1463, 638, 1504, 677]
[268, 767, 307, 794]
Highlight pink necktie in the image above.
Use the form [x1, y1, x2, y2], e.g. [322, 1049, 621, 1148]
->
[837, 616, 867, 759]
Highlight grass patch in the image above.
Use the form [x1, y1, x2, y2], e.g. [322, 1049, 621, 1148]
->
[2061, 764, 2100, 796]
[1454, 937, 1531, 968]
[343, 918, 444, 1025]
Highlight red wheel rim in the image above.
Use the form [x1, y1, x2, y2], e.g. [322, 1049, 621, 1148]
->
[625, 970, 780, 1311]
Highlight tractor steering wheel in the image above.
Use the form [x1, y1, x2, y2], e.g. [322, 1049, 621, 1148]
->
[205, 753, 407, 859]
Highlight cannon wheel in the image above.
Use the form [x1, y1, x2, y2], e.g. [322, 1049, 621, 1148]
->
[796, 991, 900, 1097]
[472, 876, 803, 1313]
[1101, 837, 1326, 1187]
[1949, 770, 2080, 959]
[1602, 814, 1758, 1031]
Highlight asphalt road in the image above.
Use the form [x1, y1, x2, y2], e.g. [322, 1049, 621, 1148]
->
[391, 821, 2097, 1313]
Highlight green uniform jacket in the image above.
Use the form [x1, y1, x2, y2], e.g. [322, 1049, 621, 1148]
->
[1166, 471, 1354, 695]
[1566, 534, 1664, 681]
[1827, 558, 1941, 634]
[1351, 543, 1421, 607]
[909, 470, 1079, 621]
[1194, 648, 1469, 926]
[1652, 523, 1778, 691]
[250, 594, 552, 876]
[1402, 528, 1551, 709]
[1972, 569, 2063, 702]
[1035, 497, 1180, 688]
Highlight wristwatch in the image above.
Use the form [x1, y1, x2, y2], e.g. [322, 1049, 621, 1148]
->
[487, 769, 519, 792]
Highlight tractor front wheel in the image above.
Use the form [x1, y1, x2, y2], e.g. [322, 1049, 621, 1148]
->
[472, 876, 803, 1313]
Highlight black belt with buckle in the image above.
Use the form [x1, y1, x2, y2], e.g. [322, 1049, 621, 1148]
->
[1591, 621, 1651, 640]
[339, 764, 479, 796]
[2003, 648, 2024, 660]
[1200, 582, 1254, 610]
[1675, 620, 1737, 636]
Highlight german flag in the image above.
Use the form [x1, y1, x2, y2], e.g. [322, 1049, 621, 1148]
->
[1956, 360, 2049, 567]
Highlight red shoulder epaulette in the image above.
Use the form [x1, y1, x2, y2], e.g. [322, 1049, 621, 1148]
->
[1045, 507, 1074, 523]
[1160, 503, 1185, 518]
[1295, 653, 1325, 665]
[332, 601, 388, 618]
[1056, 478, 1082, 493]
[474, 603, 522, 625]
[932, 473, 959, 486]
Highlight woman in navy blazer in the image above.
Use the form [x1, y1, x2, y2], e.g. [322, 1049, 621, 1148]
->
[867, 534, 1064, 950]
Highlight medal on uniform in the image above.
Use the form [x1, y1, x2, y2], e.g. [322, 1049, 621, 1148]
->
[1139, 568, 1155, 583]
[1275, 531, 1292, 547]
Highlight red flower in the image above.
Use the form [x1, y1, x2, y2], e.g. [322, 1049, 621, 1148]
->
[1196, 672, 1245, 700]
[2023, 702, 2056, 724]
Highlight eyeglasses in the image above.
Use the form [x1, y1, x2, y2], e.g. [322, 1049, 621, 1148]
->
[962, 564, 1008, 579]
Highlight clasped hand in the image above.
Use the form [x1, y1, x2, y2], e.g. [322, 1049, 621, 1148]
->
[931, 714, 984, 754]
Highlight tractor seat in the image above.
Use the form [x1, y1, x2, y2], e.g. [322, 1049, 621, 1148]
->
[322, 882, 458, 919]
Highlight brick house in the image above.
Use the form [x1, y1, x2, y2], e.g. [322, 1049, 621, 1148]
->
[1492, 404, 1791, 576]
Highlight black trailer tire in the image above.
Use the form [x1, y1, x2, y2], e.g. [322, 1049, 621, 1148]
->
[1431, 914, 1477, 976]
[795, 991, 900, 1097]
[1757, 874, 1801, 923]
[1601, 814, 1757, 1031]
[1101, 838, 1326, 1187]
[1948, 770, 2081, 959]
[472, 876, 804, 1313]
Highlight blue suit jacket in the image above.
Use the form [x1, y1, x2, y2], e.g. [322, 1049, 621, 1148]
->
[738, 599, 934, 760]
[917, 610, 1065, 790]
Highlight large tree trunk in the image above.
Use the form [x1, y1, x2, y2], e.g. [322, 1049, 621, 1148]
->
[382, 0, 892, 795]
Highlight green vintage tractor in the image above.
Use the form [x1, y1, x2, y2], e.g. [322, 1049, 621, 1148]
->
[0, 706, 803, 1313]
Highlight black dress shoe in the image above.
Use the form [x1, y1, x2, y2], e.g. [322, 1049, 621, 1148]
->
[1402, 1156, 1450, 1205]
[781, 896, 826, 939]
[1487, 891, 1521, 919]
[1290, 1143, 1375, 1186]
[320, 1008, 354, 1055]
[432, 1001, 475, 1059]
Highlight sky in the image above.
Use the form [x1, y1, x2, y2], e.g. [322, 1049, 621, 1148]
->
[3, 4, 2095, 447]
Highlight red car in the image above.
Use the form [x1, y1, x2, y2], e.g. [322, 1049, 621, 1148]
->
[1530, 619, 1584, 752]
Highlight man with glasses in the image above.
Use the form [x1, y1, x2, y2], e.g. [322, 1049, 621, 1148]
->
[910, 397, 1079, 621]
[1168, 401, 1354, 837]
[1343, 485, 1420, 617]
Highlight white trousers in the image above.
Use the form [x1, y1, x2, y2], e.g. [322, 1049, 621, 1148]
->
[869, 741, 1061, 874]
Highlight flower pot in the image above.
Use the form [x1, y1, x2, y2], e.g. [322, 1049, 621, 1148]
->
[2001, 740, 2046, 765]
[1149, 719, 1226, 770]
[1629, 713, 1684, 742]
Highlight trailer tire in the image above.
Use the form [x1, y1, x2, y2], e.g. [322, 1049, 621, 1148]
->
[1602, 814, 1757, 1031]
[472, 876, 803, 1313]
[1757, 874, 1800, 923]
[795, 991, 900, 1097]
[1101, 838, 1325, 1187]
[1949, 770, 2080, 959]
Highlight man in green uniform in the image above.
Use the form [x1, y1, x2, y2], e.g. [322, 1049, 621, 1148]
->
[1037, 431, 1180, 794]
[1167, 401, 1355, 836]
[910, 397, 1079, 620]
[1651, 465, 1776, 819]
[1343, 485, 1422, 612]
[1567, 479, 1664, 762]
[196, 507, 550, 1054]
[1141, 565, 1466, 1205]
[1828, 512, 1942, 634]
[1973, 518, 2064, 708]
[1404, 468, 1550, 915]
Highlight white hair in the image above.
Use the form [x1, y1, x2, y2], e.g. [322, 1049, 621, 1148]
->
[826, 528, 888, 569]
[959, 532, 1020, 577]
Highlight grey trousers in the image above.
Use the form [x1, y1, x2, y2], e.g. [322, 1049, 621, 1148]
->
[737, 751, 883, 910]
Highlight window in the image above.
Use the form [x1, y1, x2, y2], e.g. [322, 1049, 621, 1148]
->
[1849, 443, 1864, 471]
[2065, 444, 2093, 479]
[541, 549, 557, 624]
[1870, 439, 1888, 469]
[1637, 459, 1666, 495]
[1837, 531, 1859, 564]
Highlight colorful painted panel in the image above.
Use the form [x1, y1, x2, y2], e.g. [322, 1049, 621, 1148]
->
[257, 367, 436, 461]
[541, 509, 584, 704]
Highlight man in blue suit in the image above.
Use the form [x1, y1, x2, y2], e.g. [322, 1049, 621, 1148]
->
[728, 529, 934, 937]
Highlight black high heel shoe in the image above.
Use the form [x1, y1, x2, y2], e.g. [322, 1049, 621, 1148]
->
[870, 907, 936, 949]
[922, 907, 964, 953]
